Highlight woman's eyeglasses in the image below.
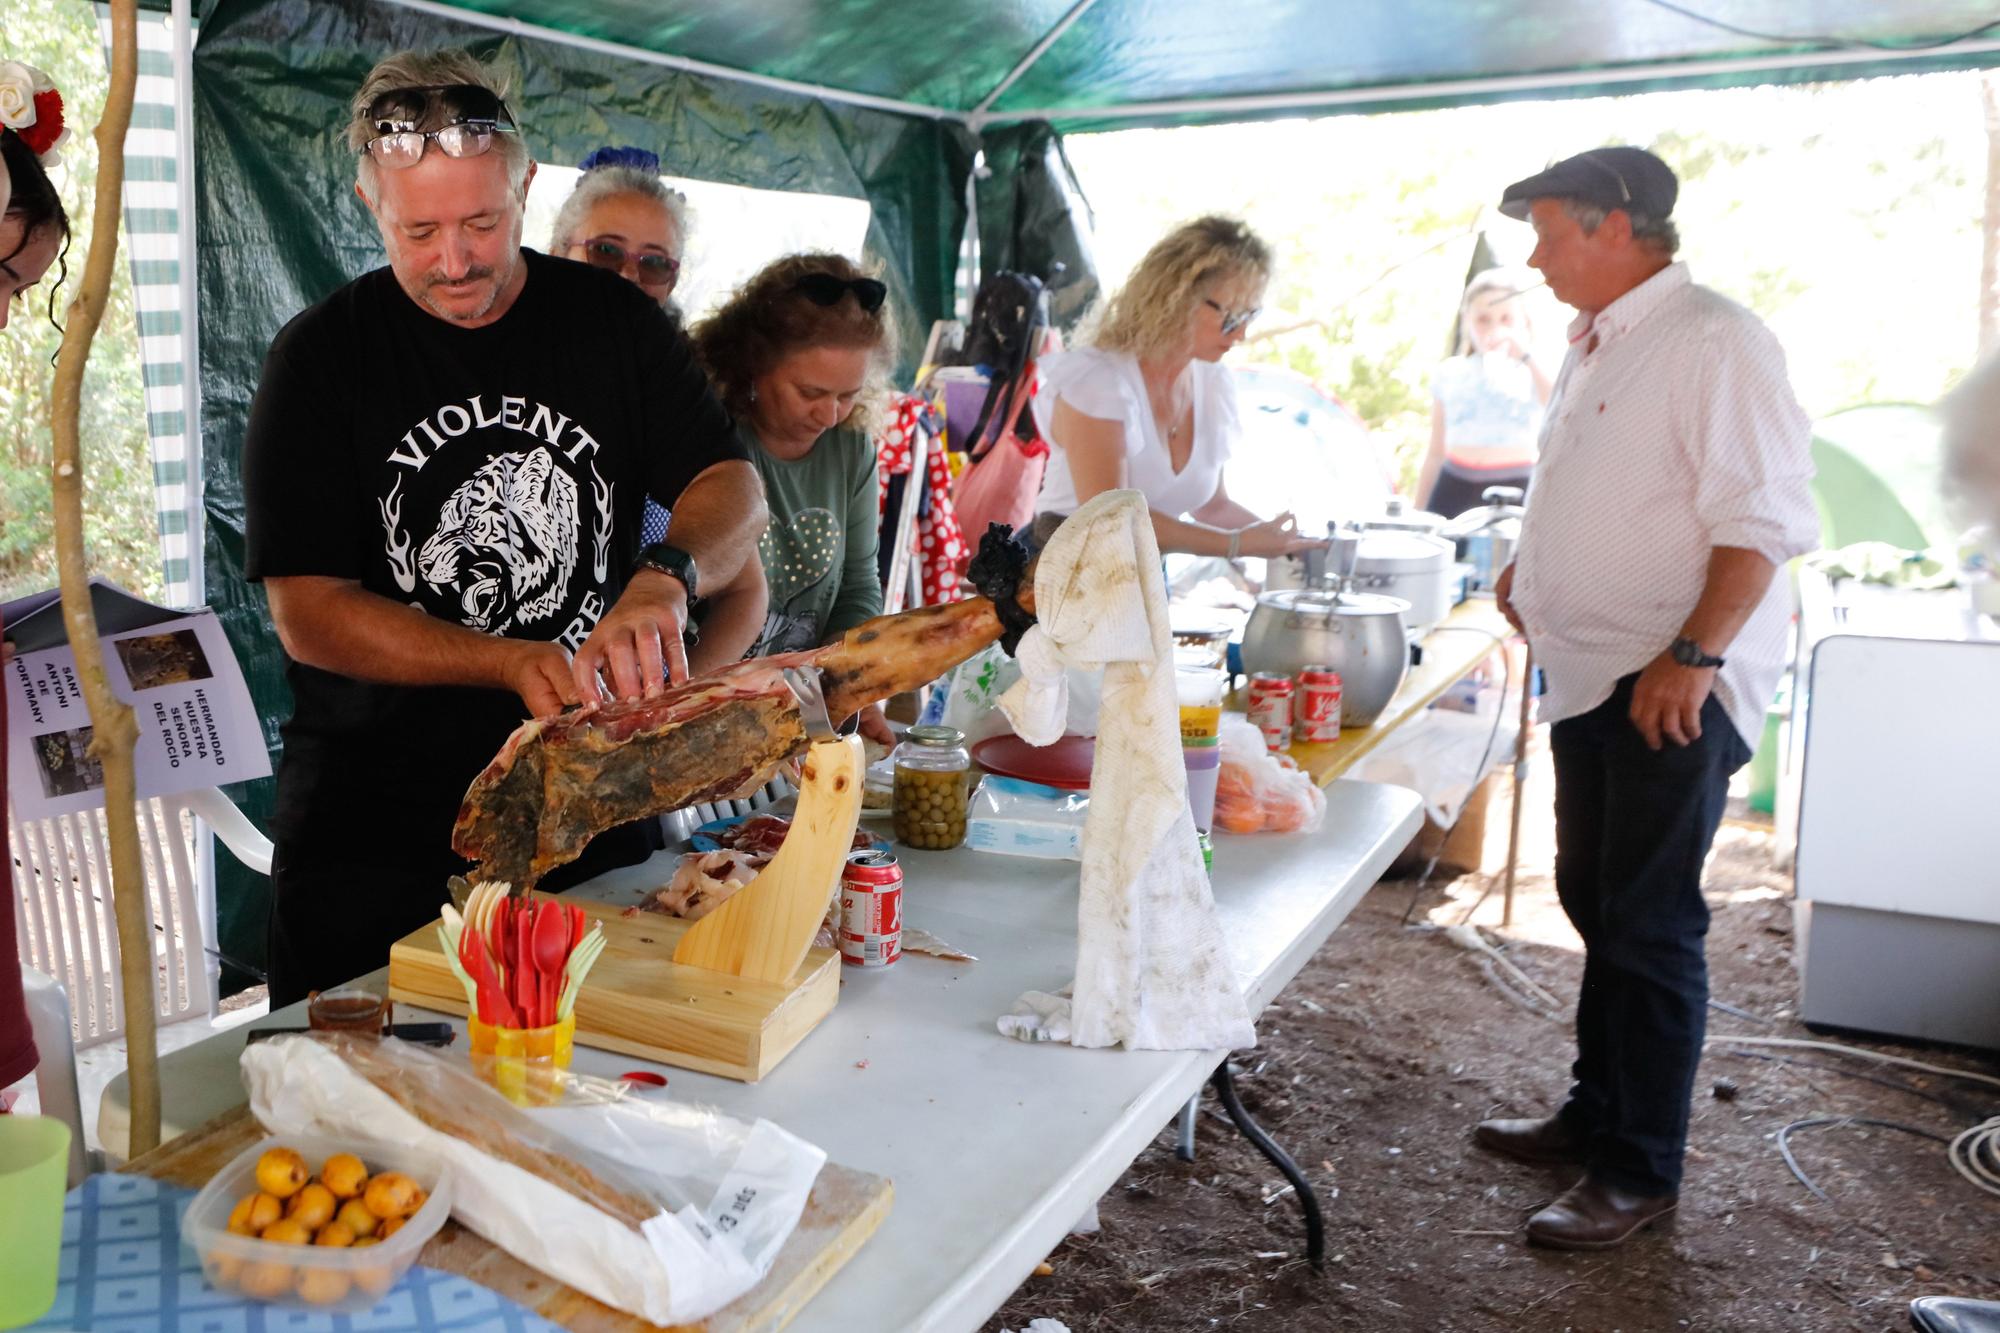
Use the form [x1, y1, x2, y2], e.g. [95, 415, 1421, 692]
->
[581, 237, 681, 290]
[363, 84, 517, 169]
[793, 273, 887, 313]
[1203, 298, 1260, 335]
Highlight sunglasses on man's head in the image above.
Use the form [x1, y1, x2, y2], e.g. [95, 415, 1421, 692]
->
[581, 237, 681, 290]
[363, 84, 517, 168]
[1203, 297, 1260, 335]
[793, 273, 887, 313]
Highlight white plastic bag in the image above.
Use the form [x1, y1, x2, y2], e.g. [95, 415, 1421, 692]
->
[1214, 715, 1327, 834]
[241, 1035, 824, 1326]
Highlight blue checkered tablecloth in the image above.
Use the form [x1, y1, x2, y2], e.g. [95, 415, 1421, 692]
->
[22, 1174, 563, 1332]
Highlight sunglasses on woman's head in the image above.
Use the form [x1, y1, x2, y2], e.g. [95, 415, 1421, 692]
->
[793, 273, 887, 312]
[363, 84, 517, 168]
[581, 237, 681, 289]
[1203, 297, 1259, 335]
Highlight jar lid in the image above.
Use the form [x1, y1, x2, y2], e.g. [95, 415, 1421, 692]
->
[906, 724, 965, 747]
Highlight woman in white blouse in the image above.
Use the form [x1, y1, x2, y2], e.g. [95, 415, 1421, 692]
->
[1032, 215, 1319, 560]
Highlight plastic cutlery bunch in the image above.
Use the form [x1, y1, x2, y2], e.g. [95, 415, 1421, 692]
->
[436, 881, 608, 1030]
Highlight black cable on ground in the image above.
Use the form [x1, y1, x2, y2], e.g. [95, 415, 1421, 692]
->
[1385, 624, 1512, 928]
[1776, 1116, 1953, 1203]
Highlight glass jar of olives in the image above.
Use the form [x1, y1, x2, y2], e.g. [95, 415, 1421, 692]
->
[892, 724, 972, 850]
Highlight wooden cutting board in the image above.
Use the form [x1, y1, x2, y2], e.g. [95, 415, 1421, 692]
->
[388, 895, 839, 1083]
[128, 1105, 892, 1333]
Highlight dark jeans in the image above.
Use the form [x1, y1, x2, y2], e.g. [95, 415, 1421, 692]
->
[1548, 673, 1750, 1195]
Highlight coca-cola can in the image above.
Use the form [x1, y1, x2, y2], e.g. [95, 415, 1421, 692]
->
[1247, 673, 1294, 752]
[839, 849, 902, 967]
[838, 930, 902, 968]
[1295, 666, 1343, 742]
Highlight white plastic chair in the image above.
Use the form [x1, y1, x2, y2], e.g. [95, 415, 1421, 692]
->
[660, 774, 799, 845]
[8, 787, 272, 1050]
[19, 964, 94, 1186]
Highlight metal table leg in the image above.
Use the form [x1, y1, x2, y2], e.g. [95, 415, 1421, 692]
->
[1209, 1061, 1325, 1268]
[1174, 1093, 1199, 1162]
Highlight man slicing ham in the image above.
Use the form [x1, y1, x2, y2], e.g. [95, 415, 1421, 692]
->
[242, 48, 769, 1006]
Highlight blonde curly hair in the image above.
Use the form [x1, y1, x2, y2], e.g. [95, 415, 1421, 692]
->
[691, 252, 897, 436]
[1081, 215, 1272, 359]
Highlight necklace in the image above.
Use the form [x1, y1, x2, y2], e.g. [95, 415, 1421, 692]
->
[1143, 363, 1193, 446]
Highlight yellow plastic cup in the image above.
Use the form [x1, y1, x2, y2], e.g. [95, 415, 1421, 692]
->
[0, 1114, 72, 1328]
[467, 1013, 576, 1106]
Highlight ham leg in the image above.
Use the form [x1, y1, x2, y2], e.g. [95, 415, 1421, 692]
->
[453, 585, 1035, 887]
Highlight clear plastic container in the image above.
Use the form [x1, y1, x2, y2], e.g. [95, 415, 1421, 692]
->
[893, 724, 972, 849]
[181, 1133, 453, 1312]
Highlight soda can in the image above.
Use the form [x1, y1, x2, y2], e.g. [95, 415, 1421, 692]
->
[838, 930, 902, 968]
[1197, 829, 1213, 876]
[1295, 666, 1343, 742]
[1247, 672, 1294, 752]
[839, 849, 902, 966]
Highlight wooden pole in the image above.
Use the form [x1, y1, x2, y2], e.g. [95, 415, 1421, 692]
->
[1500, 643, 1532, 929]
[49, 0, 157, 1156]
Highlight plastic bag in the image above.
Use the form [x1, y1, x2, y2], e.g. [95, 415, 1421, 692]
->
[241, 1034, 825, 1326]
[965, 774, 1089, 859]
[1214, 716, 1327, 834]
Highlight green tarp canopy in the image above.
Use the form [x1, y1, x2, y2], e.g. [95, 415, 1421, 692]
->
[184, 0, 2000, 985]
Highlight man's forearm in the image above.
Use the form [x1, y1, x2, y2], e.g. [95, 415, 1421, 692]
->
[690, 566, 767, 673]
[266, 576, 522, 689]
[1679, 546, 1776, 655]
[663, 460, 769, 592]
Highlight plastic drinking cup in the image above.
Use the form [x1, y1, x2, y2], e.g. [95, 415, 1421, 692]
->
[0, 1114, 72, 1328]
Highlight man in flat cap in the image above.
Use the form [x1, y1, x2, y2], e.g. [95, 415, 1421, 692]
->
[1479, 147, 1818, 1248]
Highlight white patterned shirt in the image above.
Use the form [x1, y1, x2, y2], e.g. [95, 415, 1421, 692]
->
[1510, 262, 1818, 748]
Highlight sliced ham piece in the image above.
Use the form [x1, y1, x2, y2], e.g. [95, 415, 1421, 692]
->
[455, 586, 1034, 887]
[644, 850, 770, 920]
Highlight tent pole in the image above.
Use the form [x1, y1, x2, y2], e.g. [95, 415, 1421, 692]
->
[172, 0, 201, 608]
[982, 37, 2000, 126]
[970, 0, 1103, 127]
[380, 0, 969, 123]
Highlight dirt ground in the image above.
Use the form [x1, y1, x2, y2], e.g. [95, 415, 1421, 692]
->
[985, 757, 2000, 1333]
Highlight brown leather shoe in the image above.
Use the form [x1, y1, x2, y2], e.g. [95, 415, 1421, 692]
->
[1473, 1115, 1587, 1166]
[1525, 1176, 1678, 1250]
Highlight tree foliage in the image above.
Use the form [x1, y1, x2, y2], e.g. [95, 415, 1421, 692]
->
[1, 0, 160, 605]
[1067, 74, 1985, 494]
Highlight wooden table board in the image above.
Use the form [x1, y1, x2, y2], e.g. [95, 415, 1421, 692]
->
[127, 1105, 892, 1333]
[389, 894, 840, 1083]
[1278, 598, 1515, 787]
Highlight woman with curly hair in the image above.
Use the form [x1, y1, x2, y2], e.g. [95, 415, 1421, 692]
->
[0, 70, 72, 333]
[0, 56, 73, 1110]
[691, 252, 897, 741]
[1032, 215, 1318, 560]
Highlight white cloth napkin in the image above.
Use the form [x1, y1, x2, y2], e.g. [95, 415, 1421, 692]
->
[994, 489, 1256, 1052]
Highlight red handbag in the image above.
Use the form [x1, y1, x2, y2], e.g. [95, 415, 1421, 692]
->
[952, 374, 1048, 545]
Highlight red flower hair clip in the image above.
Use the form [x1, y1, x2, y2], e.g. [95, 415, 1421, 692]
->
[0, 61, 72, 168]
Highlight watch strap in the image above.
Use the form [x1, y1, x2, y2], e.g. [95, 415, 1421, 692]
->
[636, 542, 698, 604]
[1671, 635, 1724, 669]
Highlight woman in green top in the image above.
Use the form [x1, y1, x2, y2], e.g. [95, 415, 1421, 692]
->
[693, 253, 895, 742]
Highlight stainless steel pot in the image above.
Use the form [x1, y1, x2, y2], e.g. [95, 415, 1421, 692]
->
[1349, 529, 1456, 636]
[1441, 486, 1526, 593]
[1239, 588, 1411, 727]
[1363, 495, 1449, 537]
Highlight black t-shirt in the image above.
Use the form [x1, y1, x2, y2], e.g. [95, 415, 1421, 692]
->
[243, 250, 746, 870]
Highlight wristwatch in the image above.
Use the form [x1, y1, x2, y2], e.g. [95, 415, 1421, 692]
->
[635, 542, 699, 605]
[1670, 635, 1725, 669]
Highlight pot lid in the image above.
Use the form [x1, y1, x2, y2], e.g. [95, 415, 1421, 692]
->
[1257, 588, 1410, 617]
[1355, 528, 1455, 570]
[1363, 495, 1447, 533]
[1442, 502, 1526, 538]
